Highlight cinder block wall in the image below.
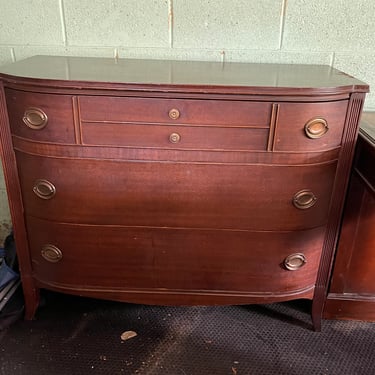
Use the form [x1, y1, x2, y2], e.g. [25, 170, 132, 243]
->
[0, 0, 374, 243]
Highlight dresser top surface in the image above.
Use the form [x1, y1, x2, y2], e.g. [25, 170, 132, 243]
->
[0, 55, 369, 95]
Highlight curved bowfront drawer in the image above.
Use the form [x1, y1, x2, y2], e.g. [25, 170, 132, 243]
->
[274, 100, 349, 151]
[17, 152, 337, 231]
[27, 216, 324, 294]
[5, 88, 76, 143]
[79, 96, 272, 150]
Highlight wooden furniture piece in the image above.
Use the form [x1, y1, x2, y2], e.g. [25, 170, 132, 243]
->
[0, 56, 368, 331]
[324, 113, 375, 321]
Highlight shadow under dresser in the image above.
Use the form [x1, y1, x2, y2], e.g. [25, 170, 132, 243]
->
[0, 56, 369, 331]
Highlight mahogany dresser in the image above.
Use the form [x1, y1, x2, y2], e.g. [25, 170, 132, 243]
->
[324, 113, 375, 321]
[0, 56, 369, 330]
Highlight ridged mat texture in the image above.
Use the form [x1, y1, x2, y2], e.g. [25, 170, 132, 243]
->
[0, 292, 374, 375]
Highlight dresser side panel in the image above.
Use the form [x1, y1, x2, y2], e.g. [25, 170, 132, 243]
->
[312, 92, 366, 329]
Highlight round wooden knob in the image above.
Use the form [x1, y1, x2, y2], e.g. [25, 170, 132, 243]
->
[293, 190, 317, 210]
[304, 118, 328, 139]
[168, 108, 180, 120]
[33, 179, 56, 200]
[23, 107, 48, 130]
[41, 244, 63, 263]
[284, 253, 306, 271]
[169, 132, 181, 143]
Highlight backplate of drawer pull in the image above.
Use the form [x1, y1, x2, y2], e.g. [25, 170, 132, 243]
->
[304, 118, 329, 139]
[292, 189, 317, 210]
[169, 132, 181, 143]
[168, 108, 180, 120]
[22, 107, 48, 130]
[33, 179, 56, 200]
[41, 244, 63, 263]
[283, 253, 307, 271]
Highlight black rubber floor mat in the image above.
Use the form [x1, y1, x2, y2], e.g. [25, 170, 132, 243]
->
[0, 292, 374, 375]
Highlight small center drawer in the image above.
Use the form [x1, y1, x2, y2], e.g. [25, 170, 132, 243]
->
[79, 96, 271, 150]
[79, 96, 272, 127]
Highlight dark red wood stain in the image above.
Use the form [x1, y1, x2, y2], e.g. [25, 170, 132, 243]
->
[0, 56, 369, 330]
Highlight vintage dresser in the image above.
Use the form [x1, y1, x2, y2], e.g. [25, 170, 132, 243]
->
[0, 56, 369, 330]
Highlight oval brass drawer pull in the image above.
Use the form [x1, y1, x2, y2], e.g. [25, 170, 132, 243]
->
[284, 253, 306, 271]
[169, 132, 181, 144]
[23, 107, 48, 130]
[168, 108, 180, 120]
[304, 118, 328, 139]
[33, 179, 56, 200]
[293, 189, 317, 210]
[41, 244, 63, 263]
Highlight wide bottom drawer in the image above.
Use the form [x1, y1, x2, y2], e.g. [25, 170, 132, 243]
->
[28, 217, 325, 295]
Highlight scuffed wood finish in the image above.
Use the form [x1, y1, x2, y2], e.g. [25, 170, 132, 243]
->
[0, 56, 369, 330]
[324, 113, 375, 321]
